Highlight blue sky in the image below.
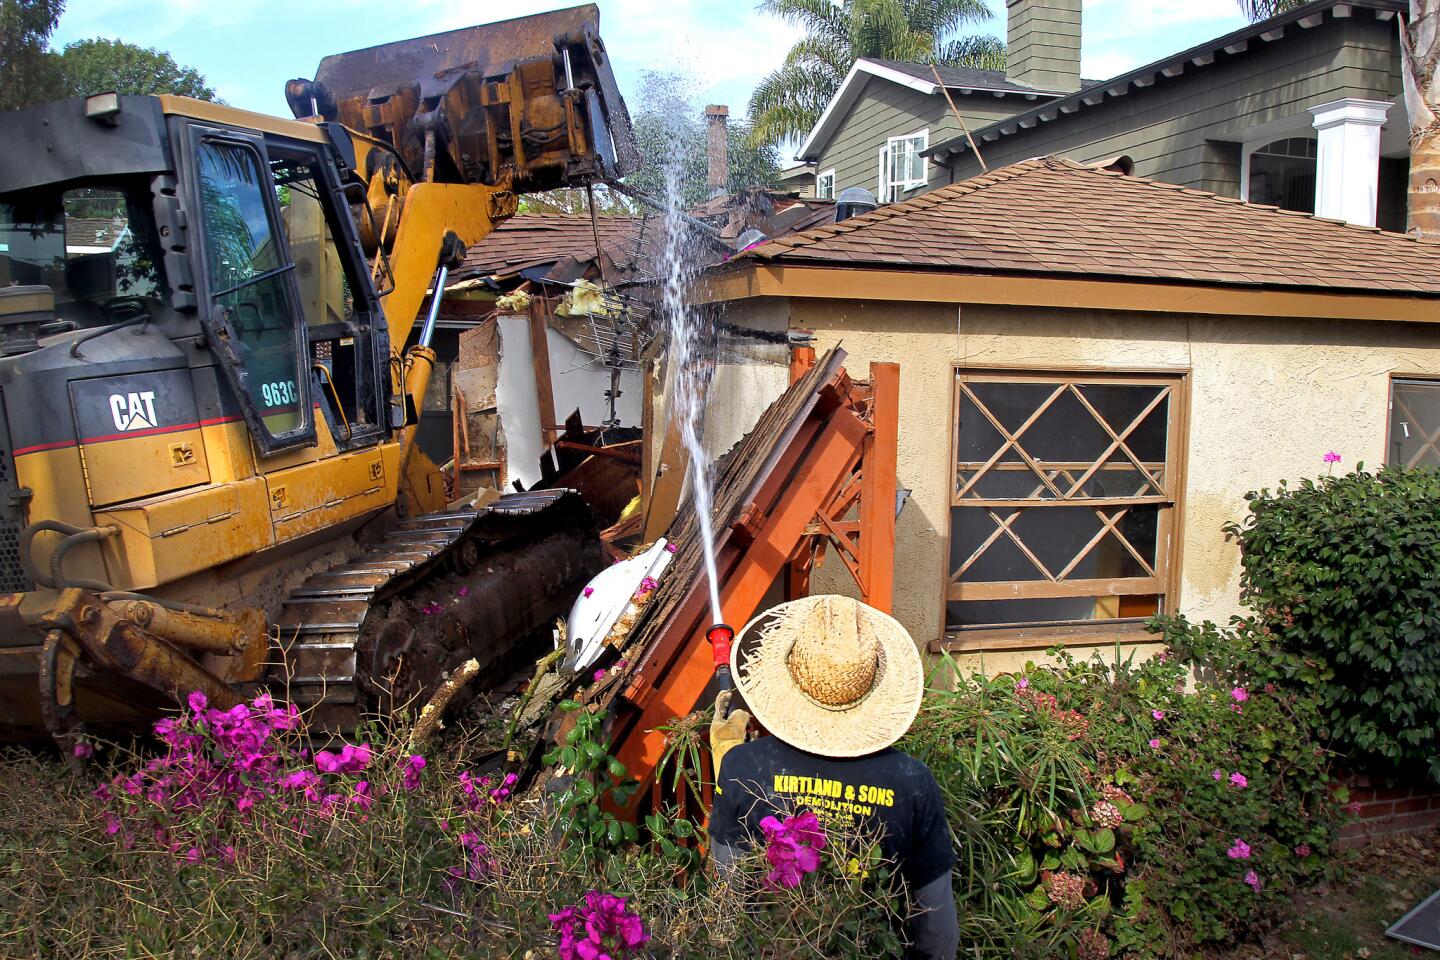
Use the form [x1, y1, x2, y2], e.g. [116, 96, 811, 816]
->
[51, 0, 1254, 160]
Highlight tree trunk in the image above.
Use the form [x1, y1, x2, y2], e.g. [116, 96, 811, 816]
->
[1403, 1, 1440, 237]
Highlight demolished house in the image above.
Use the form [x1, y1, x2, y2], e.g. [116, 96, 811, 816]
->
[408, 176, 839, 533]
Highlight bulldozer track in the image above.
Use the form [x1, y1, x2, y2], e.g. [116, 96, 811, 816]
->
[273, 488, 601, 729]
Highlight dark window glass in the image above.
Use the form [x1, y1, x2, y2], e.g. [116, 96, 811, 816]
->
[1248, 138, 1316, 214]
[0, 180, 167, 327]
[1389, 379, 1440, 468]
[198, 140, 305, 439]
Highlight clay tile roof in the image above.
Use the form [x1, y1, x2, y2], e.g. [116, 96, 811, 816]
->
[453, 213, 648, 284]
[745, 157, 1440, 297]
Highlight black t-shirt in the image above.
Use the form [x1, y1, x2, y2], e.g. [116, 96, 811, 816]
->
[710, 736, 956, 889]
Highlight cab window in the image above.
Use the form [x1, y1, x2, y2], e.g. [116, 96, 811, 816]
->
[196, 138, 310, 445]
[268, 144, 383, 445]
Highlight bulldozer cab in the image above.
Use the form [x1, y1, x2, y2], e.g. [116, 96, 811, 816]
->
[0, 4, 636, 744]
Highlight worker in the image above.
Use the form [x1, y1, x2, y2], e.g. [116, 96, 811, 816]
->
[708, 594, 959, 960]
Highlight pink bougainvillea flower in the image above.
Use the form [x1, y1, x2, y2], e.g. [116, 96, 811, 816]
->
[421, 601, 443, 616]
[616, 660, 628, 670]
[457, 586, 470, 597]
[103, 813, 122, 836]
[1231, 686, 1249, 703]
[1016, 677, 1029, 690]
[73, 741, 93, 759]
[314, 742, 371, 775]
[1229, 772, 1249, 789]
[549, 889, 650, 959]
[1295, 844, 1312, 857]
[1148, 738, 1161, 750]
[1227, 839, 1252, 859]
[1323, 451, 1342, 464]
[184, 846, 201, 865]
[186, 691, 208, 714]
[664, 542, 678, 554]
[593, 669, 606, 682]
[1244, 869, 1261, 892]
[1151, 710, 1165, 721]
[402, 754, 426, 792]
[582, 586, 594, 598]
[1346, 800, 1362, 815]
[759, 812, 827, 890]
[1212, 769, 1224, 781]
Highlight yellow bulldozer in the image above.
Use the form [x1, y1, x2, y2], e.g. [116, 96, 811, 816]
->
[0, 5, 636, 744]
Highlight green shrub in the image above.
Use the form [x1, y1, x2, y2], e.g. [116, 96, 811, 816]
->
[1217, 466, 1440, 779]
[902, 642, 1343, 959]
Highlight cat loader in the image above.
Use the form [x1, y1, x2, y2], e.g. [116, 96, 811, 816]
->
[0, 5, 636, 744]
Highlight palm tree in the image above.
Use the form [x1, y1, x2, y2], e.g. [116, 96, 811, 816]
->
[747, 0, 1003, 148]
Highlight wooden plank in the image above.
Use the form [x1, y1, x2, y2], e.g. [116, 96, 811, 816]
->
[948, 577, 1164, 601]
[527, 297, 558, 446]
[858, 363, 899, 612]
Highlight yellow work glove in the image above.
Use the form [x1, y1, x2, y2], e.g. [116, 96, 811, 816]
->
[709, 689, 751, 780]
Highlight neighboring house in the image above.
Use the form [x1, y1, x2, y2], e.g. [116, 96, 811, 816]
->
[799, 52, 1075, 203]
[697, 157, 1440, 672]
[800, 0, 1413, 231]
[777, 162, 818, 197]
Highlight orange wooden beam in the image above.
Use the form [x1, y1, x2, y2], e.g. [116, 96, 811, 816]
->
[612, 409, 869, 799]
[859, 362, 899, 613]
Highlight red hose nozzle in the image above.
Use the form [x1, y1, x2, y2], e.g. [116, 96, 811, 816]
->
[706, 622, 735, 667]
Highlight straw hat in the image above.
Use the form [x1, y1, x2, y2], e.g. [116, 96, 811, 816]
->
[731, 595, 924, 758]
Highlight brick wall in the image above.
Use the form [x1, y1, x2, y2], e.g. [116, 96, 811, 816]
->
[1335, 772, 1440, 847]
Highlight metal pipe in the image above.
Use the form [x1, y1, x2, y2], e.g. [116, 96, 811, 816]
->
[418, 263, 448, 349]
[603, 181, 732, 248]
[562, 48, 575, 90]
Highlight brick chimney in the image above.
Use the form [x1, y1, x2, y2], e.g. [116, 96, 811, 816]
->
[705, 104, 729, 197]
[1006, 0, 1082, 94]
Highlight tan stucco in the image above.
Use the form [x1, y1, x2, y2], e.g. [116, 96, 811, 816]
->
[711, 295, 1440, 675]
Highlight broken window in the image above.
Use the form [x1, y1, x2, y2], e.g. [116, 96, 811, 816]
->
[1388, 378, 1440, 468]
[946, 371, 1184, 633]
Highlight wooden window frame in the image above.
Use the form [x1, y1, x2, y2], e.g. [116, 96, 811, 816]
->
[937, 364, 1191, 652]
[1385, 373, 1440, 468]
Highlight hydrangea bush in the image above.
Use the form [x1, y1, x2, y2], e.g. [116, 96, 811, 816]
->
[902, 641, 1345, 958]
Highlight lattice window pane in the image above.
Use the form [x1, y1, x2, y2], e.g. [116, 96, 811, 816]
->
[949, 370, 1182, 631]
[1389, 379, 1440, 468]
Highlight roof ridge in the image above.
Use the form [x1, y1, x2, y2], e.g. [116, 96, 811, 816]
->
[752, 158, 1052, 258]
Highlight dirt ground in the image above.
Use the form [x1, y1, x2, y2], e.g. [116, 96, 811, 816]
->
[1212, 829, 1440, 959]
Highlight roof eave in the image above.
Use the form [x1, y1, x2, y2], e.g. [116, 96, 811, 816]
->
[700, 259, 1440, 323]
[798, 58, 1064, 162]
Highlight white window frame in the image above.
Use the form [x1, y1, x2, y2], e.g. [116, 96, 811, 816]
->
[816, 168, 836, 199]
[878, 129, 928, 203]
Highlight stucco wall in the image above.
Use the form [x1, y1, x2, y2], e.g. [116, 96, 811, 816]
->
[707, 296, 1440, 674]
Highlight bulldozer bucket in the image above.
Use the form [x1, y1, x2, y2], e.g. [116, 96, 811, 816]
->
[289, 4, 637, 190]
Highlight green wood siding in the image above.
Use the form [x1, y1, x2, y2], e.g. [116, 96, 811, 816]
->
[945, 14, 1401, 200]
[815, 76, 1036, 197]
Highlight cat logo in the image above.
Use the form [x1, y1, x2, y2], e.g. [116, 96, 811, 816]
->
[108, 391, 159, 432]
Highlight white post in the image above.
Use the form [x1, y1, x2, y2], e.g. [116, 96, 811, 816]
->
[1308, 98, 1393, 227]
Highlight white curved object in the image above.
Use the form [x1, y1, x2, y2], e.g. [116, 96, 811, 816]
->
[564, 538, 672, 675]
